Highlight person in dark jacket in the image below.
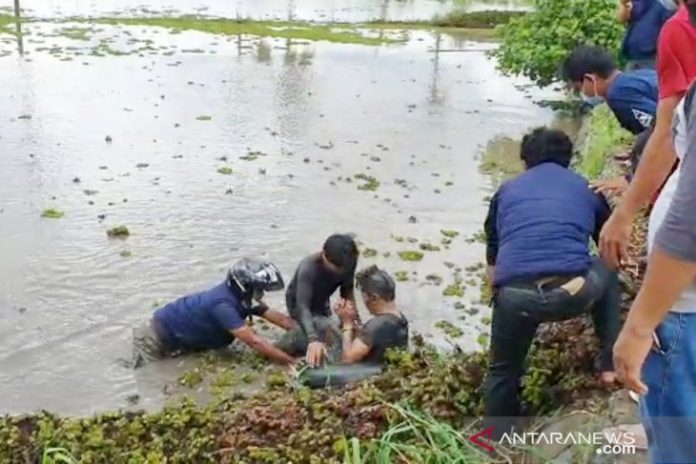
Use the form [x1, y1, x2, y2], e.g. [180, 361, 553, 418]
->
[562, 45, 658, 135]
[132, 258, 297, 368]
[275, 234, 359, 367]
[618, 0, 674, 70]
[483, 128, 621, 437]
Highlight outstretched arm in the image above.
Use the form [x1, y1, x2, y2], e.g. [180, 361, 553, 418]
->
[231, 326, 295, 365]
[262, 308, 297, 331]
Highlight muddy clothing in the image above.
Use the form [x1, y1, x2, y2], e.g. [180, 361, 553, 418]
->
[275, 315, 343, 363]
[285, 253, 355, 342]
[153, 282, 247, 352]
[357, 313, 409, 364]
[485, 163, 611, 287]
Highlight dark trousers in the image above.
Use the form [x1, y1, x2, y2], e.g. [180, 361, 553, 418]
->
[484, 259, 620, 436]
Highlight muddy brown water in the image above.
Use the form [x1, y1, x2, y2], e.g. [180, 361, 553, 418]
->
[11, 0, 532, 22]
[1, 19, 572, 414]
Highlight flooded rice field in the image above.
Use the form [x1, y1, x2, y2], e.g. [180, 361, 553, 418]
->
[9, 0, 531, 22]
[1, 15, 568, 415]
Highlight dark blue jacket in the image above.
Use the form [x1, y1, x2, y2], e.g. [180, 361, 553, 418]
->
[153, 282, 247, 351]
[485, 163, 611, 287]
[606, 70, 659, 135]
[621, 0, 673, 61]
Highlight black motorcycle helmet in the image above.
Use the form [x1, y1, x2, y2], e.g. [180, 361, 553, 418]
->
[226, 258, 284, 307]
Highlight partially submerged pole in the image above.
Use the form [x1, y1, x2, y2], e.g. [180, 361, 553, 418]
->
[14, 0, 24, 55]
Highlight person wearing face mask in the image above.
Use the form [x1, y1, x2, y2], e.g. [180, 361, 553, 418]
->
[131, 258, 297, 368]
[562, 45, 658, 135]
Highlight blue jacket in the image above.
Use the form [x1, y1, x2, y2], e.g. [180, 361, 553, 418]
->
[606, 70, 659, 135]
[153, 282, 247, 351]
[485, 163, 611, 287]
[621, 0, 673, 61]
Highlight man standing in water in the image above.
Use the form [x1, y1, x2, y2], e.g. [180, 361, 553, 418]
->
[132, 258, 297, 367]
[275, 234, 359, 367]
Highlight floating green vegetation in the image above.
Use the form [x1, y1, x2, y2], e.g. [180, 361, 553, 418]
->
[106, 225, 130, 238]
[477, 332, 490, 348]
[425, 274, 443, 286]
[394, 271, 409, 282]
[58, 26, 94, 41]
[178, 369, 203, 388]
[240, 372, 257, 384]
[267, 373, 287, 388]
[240, 151, 266, 161]
[89, 17, 397, 46]
[362, 248, 378, 258]
[481, 316, 492, 326]
[119, 250, 132, 258]
[0, 14, 14, 36]
[391, 235, 405, 243]
[440, 229, 459, 239]
[196, 115, 212, 121]
[354, 173, 380, 191]
[419, 242, 440, 252]
[442, 282, 465, 298]
[41, 208, 64, 219]
[465, 230, 487, 244]
[434, 320, 464, 338]
[217, 166, 233, 175]
[397, 251, 424, 262]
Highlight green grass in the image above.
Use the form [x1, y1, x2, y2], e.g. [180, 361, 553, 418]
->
[575, 104, 632, 179]
[41, 447, 78, 464]
[87, 17, 397, 46]
[343, 404, 488, 463]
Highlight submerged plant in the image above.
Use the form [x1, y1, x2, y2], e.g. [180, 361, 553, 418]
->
[435, 320, 464, 338]
[354, 173, 380, 191]
[217, 166, 233, 175]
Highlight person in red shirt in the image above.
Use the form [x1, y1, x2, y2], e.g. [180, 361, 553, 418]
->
[601, 0, 696, 268]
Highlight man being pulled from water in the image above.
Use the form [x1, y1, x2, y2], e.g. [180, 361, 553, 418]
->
[334, 265, 409, 364]
[275, 234, 359, 367]
[132, 258, 297, 368]
[483, 128, 621, 437]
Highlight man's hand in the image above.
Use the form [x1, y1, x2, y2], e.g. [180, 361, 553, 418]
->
[591, 177, 629, 196]
[306, 341, 326, 367]
[334, 299, 358, 324]
[599, 207, 634, 268]
[613, 324, 652, 395]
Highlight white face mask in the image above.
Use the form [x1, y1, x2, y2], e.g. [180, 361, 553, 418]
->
[581, 75, 605, 107]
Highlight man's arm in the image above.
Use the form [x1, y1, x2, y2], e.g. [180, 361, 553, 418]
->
[261, 308, 297, 331]
[593, 193, 612, 245]
[600, 96, 680, 267]
[341, 325, 371, 363]
[231, 326, 295, 364]
[484, 191, 500, 283]
[294, 267, 319, 342]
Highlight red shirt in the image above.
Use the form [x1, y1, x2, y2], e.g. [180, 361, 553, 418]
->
[657, 6, 696, 100]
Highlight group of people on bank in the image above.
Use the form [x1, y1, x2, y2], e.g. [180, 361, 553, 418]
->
[485, 1, 696, 463]
[132, 234, 409, 372]
[130, 1, 696, 462]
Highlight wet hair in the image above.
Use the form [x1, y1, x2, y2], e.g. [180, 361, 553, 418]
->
[356, 265, 396, 302]
[520, 127, 574, 168]
[561, 45, 617, 83]
[323, 234, 359, 272]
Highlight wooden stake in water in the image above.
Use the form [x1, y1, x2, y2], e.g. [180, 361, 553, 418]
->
[14, 0, 24, 55]
[14, 0, 20, 18]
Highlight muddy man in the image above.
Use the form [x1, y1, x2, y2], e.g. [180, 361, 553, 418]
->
[132, 258, 297, 368]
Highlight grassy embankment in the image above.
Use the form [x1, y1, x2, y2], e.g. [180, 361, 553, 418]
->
[2, 11, 523, 45]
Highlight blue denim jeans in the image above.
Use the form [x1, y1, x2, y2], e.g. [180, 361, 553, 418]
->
[640, 311, 696, 464]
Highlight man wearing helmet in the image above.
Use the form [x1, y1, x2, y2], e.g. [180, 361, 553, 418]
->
[132, 258, 297, 367]
[276, 234, 359, 367]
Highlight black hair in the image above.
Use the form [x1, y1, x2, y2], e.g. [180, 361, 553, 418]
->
[520, 127, 574, 168]
[356, 265, 396, 302]
[561, 45, 617, 83]
[323, 234, 358, 272]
